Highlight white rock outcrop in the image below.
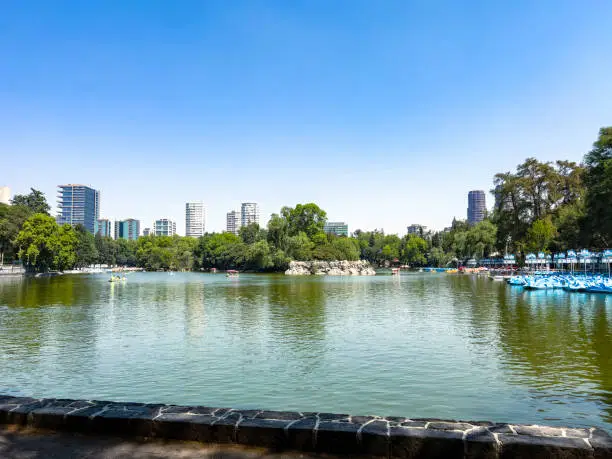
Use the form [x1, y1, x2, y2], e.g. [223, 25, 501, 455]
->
[285, 260, 376, 276]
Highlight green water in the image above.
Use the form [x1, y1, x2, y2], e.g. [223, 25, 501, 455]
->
[0, 272, 610, 429]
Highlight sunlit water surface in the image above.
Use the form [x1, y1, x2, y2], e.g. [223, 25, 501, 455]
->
[0, 272, 610, 429]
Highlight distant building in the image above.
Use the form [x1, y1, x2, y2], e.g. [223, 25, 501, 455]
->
[57, 184, 100, 234]
[143, 228, 152, 237]
[241, 202, 260, 227]
[96, 219, 113, 238]
[467, 190, 486, 225]
[226, 210, 239, 235]
[185, 202, 205, 237]
[406, 224, 427, 236]
[0, 186, 10, 205]
[115, 219, 140, 240]
[154, 219, 176, 236]
[324, 221, 349, 237]
[443, 226, 452, 233]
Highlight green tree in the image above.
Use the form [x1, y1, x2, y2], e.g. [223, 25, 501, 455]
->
[401, 235, 428, 266]
[15, 214, 77, 272]
[11, 188, 50, 215]
[0, 203, 30, 264]
[266, 213, 289, 251]
[525, 216, 557, 253]
[583, 127, 612, 246]
[286, 232, 314, 261]
[239, 223, 266, 244]
[282, 203, 327, 238]
[74, 224, 98, 268]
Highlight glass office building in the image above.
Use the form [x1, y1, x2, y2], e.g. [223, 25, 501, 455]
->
[57, 185, 100, 234]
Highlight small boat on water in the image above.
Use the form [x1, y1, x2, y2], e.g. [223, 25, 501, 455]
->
[226, 270, 239, 278]
[109, 275, 127, 283]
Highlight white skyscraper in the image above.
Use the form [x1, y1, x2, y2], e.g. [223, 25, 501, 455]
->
[0, 186, 10, 205]
[226, 210, 239, 235]
[240, 202, 260, 227]
[185, 202, 205, 237]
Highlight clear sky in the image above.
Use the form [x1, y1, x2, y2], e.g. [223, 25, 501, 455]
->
[1, 1, 611, 235]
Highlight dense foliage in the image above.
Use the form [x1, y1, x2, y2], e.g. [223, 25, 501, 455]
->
[1, 127, 610, 272]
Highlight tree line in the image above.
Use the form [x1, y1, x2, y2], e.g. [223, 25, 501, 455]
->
[1, 126, 610, 272]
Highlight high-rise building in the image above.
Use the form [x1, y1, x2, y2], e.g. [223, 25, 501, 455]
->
[226, 210, 239, 235]
[143, 228, 152, 237]
[57, 184, 100, 233]
[241, 202, 260, 227]
[115, 219, 140, 240]
[96, 219, 113, 238]
[0, 186, 10, 205]
[185, 202, 205, 237]
[324, 222, 349, 237]
[154, 218, 176, 236]
[406, 224, 427, 236]
[467, 190, 486, 225]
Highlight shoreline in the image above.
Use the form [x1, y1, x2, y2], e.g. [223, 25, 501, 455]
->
[1, 395, 610, 458]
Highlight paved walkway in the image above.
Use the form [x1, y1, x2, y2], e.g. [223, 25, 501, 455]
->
[0, 426, 329, 459]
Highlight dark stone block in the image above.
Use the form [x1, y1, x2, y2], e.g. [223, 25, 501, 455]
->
[386, 416, 409, 423]
[390, 426, 464, 459]
[67, 400, 96, 409]
[5, 400, 48, 425]
[29, 406, 74, 429]
[318, 412, 350, 422]
[210, 412, 241, 443]
[591, 428, 612, 459]
[488, 424, 514, 434]
[360, 420, 389, 457]
[63, 405, 106, 432]
[255, 410, 303, 421]
[352, 415, 376, 425]
[153, 413, 216, 441]
[428, 421, 473, 431]
[465, 427, 499, 459]
[401, 421, 427, 428]
[90, 406, 157, 437]
[316, 421, 361, 454]
[286, 417, 317, 451]
[499, 433, 593, 459]
[513, 425, 565, 437]
[236, 418, 290, 449]
[234, 409, 261, 419]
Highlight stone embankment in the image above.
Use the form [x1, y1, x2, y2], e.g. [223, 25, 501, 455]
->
[1, 395, 610, 459]
[285, 260, 376, 276]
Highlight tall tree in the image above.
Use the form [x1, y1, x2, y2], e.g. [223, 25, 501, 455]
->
[15, 214, 77, 272]
[583, 127, 612, 246]
[11, 188, 50, 215]
[281, 203, 327, 238]
[74, 224, 98, 268]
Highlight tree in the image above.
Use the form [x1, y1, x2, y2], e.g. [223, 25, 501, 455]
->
[525, 216, 557, 253]
[0, 203, 30, 264]
[11, 188, 50, 215]
[239, 223, 266, 244]
[74, 224, 98, 268]
[286, 232, 314, 261]
[15, 214, 77, 272]
[267, 213, 289, 251]
[583, 127, 612, 246]
[282, 203, 327, 238]
[401, 235, 428, 266]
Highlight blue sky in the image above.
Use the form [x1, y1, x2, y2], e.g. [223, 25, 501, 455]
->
[1, 1, 611, 235]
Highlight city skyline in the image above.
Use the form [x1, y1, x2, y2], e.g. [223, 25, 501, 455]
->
[2, 2, 611, 234]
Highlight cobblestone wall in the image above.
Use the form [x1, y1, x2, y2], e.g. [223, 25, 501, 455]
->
[1, 395, 610, 458]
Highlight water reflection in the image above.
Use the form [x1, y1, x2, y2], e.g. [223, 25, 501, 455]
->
[0, 273, 610, 428]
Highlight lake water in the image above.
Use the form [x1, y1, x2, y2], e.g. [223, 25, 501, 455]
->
[0, 272, 610, 429]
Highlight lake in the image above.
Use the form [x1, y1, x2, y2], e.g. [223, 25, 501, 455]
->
[0, 272, 610, 429]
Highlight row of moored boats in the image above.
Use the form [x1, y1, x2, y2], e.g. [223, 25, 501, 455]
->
[507, 274, 612, 293]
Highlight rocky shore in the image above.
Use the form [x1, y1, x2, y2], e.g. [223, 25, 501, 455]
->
[285, 260, 376, 276]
